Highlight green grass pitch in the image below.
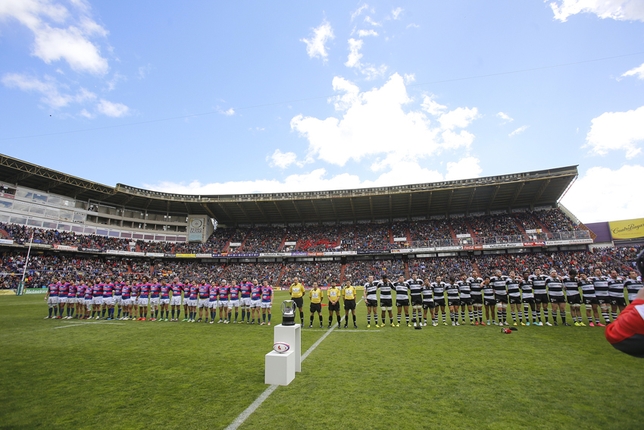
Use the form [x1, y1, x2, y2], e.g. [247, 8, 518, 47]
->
[1, 293, 643, 430]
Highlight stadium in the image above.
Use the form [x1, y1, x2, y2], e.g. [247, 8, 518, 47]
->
[1, 152, 643, 429]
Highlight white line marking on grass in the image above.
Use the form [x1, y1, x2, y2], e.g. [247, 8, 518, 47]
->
[53, 322, 125, 329]
[225, 299, 363, 430]
[333, 329, 380, 333]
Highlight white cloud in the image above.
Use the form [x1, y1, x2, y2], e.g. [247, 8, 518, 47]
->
[561, 165, 644, 223]
[351, 4, 369, 22]
[96, 99, 129, 117]
[0, 0, 109, 74]
[406, 23, 420, 29]
[403, 73, 415, 84]
[391, 7, 403, 20]
[364, 16, 381, 26]
[1, 72, 95, 108]
[360, 64, 387, 80]
[497, 111, 514, 123]
[345, 38, 363, 68]
[105, 72, 126, 91]
[301, 20, 334, 61]
[584, 106, 644, 158]
[421, 95, 447, 116]
[218, 107, 235, 116]
[445, 157, 482, 180]
[509, 125, 529, 137]
[268, 149, 298, 169]
[550, 0, 644, 22]
[357, 29, 378, 37]
[622, 62, 644, 80]
[290, 73, 479, 171]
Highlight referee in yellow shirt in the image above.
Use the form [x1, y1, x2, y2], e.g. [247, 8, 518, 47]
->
[289, 277, 305, 326]
[309, 282, 324, 328]
[342, 280, 358, 328]
[327, 280, 342, 328]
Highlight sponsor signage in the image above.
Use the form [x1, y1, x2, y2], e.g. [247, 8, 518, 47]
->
[284, 241, 297, 246]
[456, 233, 471, 238]
[187, 216, 207, 242]
[545, 239, 593, 246]
[175, 253, 196, 258]
[105, 250, 144, 256]
[393, 237, 407, 242]
[522, 241, 545, 247]
[609, 218, 644, 240]
[0, 289, 15, 296]
[435, 246, 463, 252]
[390, 249, 412, 254]
[79, 248, 101, 253]
[462, 245, 483, 251]
[53, 244, 79, 251]
[0, 239, 14, 245]
[196, 253, 213, 258]
[25, 288, 47, 294]
[146, 252, 165, 258]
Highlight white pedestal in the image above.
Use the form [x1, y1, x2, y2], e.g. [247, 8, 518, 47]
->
[265, 350, 295, 386]
[274, 324, 301, 372]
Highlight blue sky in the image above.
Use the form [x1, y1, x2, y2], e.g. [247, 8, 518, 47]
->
[0, 0, 643, 223]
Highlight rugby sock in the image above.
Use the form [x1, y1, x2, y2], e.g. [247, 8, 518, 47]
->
[517, 311, 523, 322]
[171, 310, 175, 319]
[511, 312, 516, 323]
[48, 307, 53, 318]
[561, 312, 567, 324]
[367, 314, 371, 324]
[337, 315, 341, 326]
[329, 316, 333, 326]
[611, 312, 618, 321]
[442, 312, 446, 323]
[268, 313, 271, 322]
[117, 308, 122, 318]
[241, 310, 246, 321]
[601, 310, 610, 323]
[102, 308, 107, 318]
[397, 314, 402, 324]
[91, 310, 95, 318]
[532, 311, 538, 323]
[552, 311, 558, 324]
[460, 311, 465, 322]
[544, 310, 549, 322]
[352, 314, 356, 324]
[234, 311, 239, 322]
[300, 311, 304, 325]
[262, 313, 266, 323]
[406, 314, 410, 324]
[469, 311, 474, 322]
[310, 315, 314, 325]
[374, 315, 379, 325]
[319, 315, 323, 326]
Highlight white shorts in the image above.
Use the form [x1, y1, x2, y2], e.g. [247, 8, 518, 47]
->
[47, 297, 59, 306]
[228, 300, 240, 309]
[85, 300, 93, 310]
[186, 299, 197, 307]
[198, 298, 209, 308]
[261, 302, 272, 309]
[103, 297, 115, 306]
[93, 297, 103, 305]
[251, 299, 261, 308]
[138, 298, 149, 307]
[122, 298, 132, 306]
[114, 296, 122, 305]
[170, 296, 182, 306]
[58, 297, 68, 304]
[160, 298, 170, 305]
[208, 301, 218, 309]
[66, 297, 75, 304]
[241, 297, 252, 307]
[150, 298, 160, 306]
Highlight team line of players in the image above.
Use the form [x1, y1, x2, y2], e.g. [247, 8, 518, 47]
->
[45, 276, 275, 325]
[287, 268, 642, 329]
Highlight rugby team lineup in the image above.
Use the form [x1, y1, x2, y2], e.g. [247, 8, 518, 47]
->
[42, 263, 643, 329]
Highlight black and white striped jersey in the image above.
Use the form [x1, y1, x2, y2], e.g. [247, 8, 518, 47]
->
[590, 276, 609, 298]
[529, 274, 548, 295]
[490, 275, 508, 296]
[432, 281, 446, 300]
[457, 280, 471, 299]
[422, 284, 433, 303]
[520, 279, 533, 299]
[545, 276, 564, 297]
[445, 283, 459, 300]
[624, 278, 643, 301]
[507, 278, 521, 298]
[378, 280, 394, 300]
[393, 281, 409, 301]
[364, 282, 379, 301]
[562, 276, 580, 296]
[409, 280, 423, 301]
[579, 279, 596, 298]
[608, 277, 625, 298]
[467, 277, 484, 298]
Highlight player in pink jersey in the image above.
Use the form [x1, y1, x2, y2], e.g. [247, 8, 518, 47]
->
[45, 278, 59, 319]
[260, 280, 273, 326]
[170, 278, 183, 322]
[240, 277, 253, 323]
[218, 280, 230, 323]
[149, 278, 161, 321]
[159, 278, 171, 321]
[228, 280, 242, 323]
[197, 279, 211, 323]
[250, 278, 262, 324]
[138, 277, 151, 321]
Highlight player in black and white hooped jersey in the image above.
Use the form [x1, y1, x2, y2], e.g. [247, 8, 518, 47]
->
[456, 273, 473, 325]
[529, 268, 549, 326]
[407, 273, 424, 328]
[393, 274, 410, 327]
[378, 274, 395, 328]
[467, 271, 484, 325]
[444, 276, 460, 326]
[506, 271, 523, 326]
[490, 270, 509, 326]
[363, 275, 380, 328]
[590, 268, 610, 325]
[563, 269, 583, 326]
[482, 276, 495, 325]
[422, 276, 435, 326]
[431, 275, 447, 325]
[624, 271, 643, 303]
[520, 271, 537, 326]
[546, 269, 568, 326]
[608, 269, 627, 322]
[579, 272, 601, 327]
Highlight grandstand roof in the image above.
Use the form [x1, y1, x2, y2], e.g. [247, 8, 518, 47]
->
[0, 153, 578, 226]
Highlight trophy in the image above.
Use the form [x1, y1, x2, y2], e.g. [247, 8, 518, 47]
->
[281, 300, 296, 326]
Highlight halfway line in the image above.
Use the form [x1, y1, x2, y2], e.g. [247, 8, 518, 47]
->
[225, 299, 363, 430]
